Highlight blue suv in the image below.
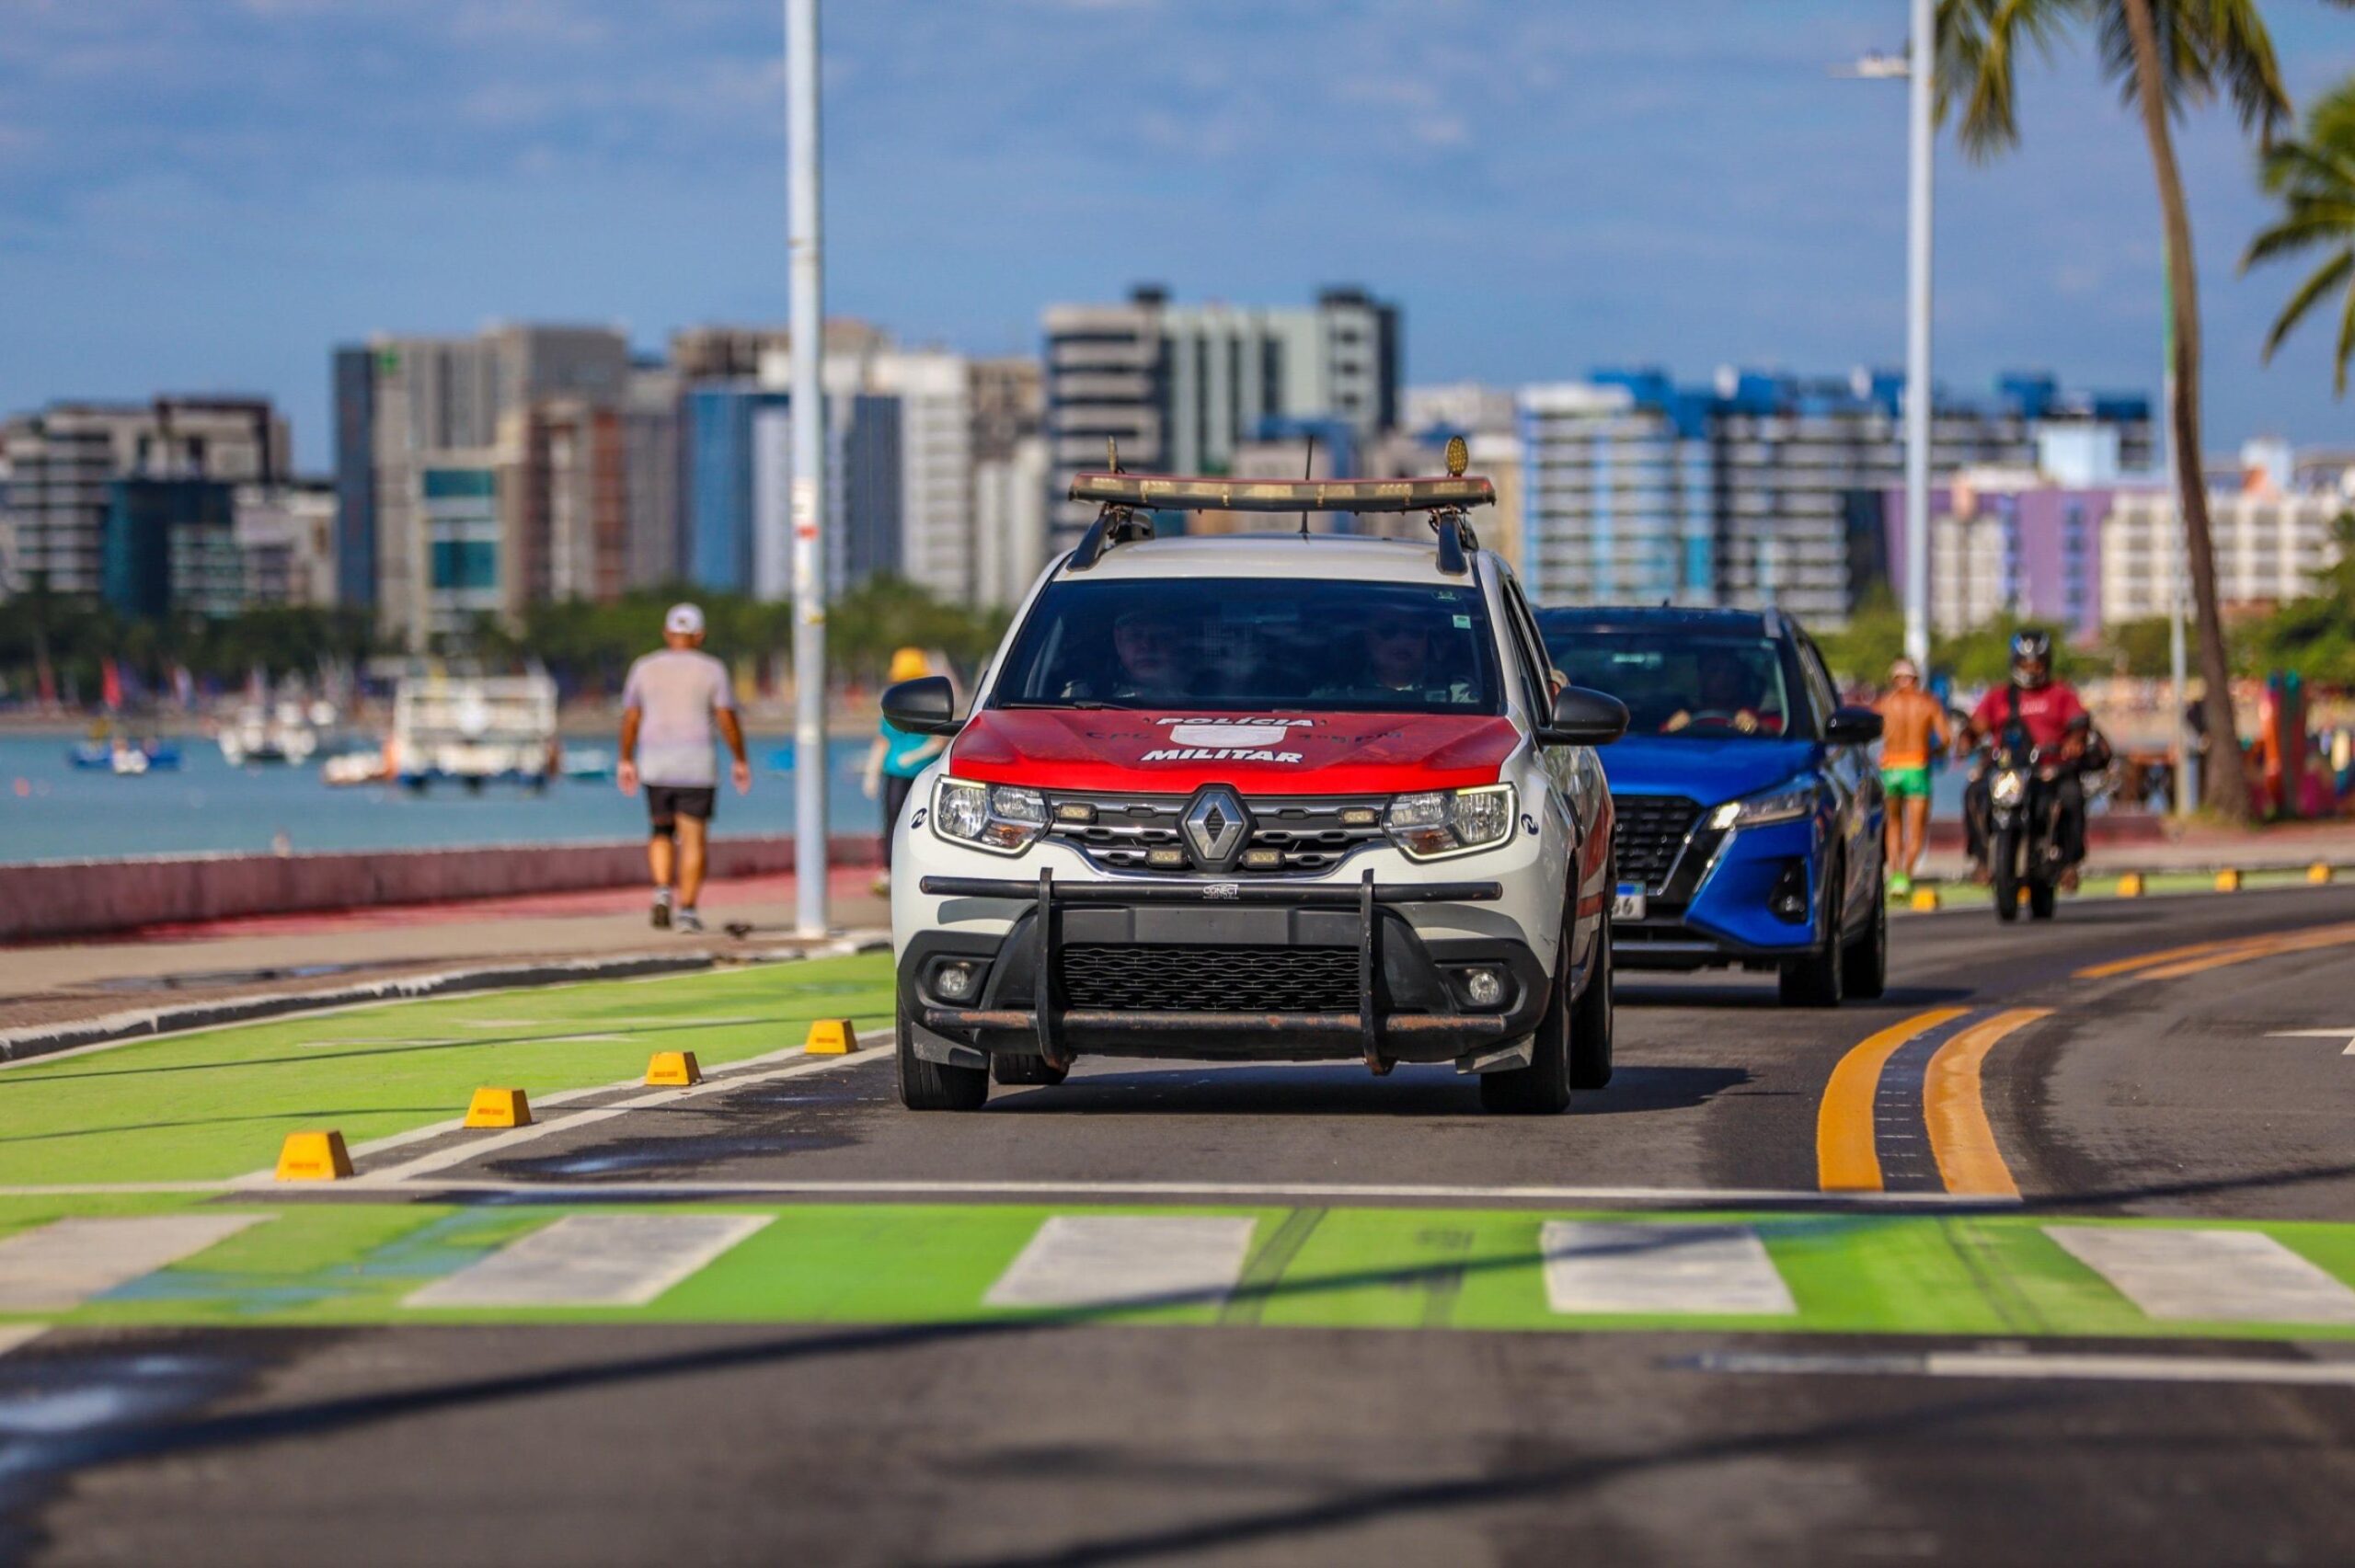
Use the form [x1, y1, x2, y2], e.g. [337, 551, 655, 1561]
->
[1534, 607, 1887, 1005]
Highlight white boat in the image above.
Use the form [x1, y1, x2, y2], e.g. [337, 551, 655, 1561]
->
[388, 673, 559, 794]
[217, 702, 318, 767]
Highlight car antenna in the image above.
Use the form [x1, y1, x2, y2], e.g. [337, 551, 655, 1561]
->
[1297, 432, 1315, 540]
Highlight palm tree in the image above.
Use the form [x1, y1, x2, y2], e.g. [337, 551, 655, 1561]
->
[2244, 76, 2355, 395]
[1936, 0, 2350, 819]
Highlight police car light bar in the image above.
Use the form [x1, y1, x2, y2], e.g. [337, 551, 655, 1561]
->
[1067, 472, 1495, 513]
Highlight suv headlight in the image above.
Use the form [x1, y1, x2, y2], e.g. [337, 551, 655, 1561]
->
[933, 776, 1047, 855]
[1385, 784, 1516, 860]
[1708, 777, 1820, 831]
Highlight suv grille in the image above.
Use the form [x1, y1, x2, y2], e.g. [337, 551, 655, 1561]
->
[1045, 793, 1386, 875]
[1613, 794, 1705, 890]
[1057, 945, 1358, 1013]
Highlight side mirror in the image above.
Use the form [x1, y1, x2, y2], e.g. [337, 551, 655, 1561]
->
[1826, 704, 1884, 745]
[1541, 685, 1629, 747]
[881, 675, 960, 738]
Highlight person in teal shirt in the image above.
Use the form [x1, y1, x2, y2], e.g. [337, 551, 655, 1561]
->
[863, 647, 949, 893]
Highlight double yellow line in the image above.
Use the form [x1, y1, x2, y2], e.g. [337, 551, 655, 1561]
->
[2074, 920, 2355, 982]
[1817, 1007, 2049, 1196]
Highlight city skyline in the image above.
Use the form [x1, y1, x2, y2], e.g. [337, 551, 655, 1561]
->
[2, 2, 2350, 471]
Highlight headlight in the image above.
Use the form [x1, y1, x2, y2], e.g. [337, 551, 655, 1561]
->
[933, 776, 1047, 855]
[1707, 778, 1820, 831]
[1990, 771, 2026, 807]
[1385, 784, 1516, 860]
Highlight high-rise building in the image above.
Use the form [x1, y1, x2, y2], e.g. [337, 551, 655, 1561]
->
[681, 383, 902, 601]
[621, 364, 683, 589]
[234, 482, 338, 608]
[102, 478, 241, 620]
[971, 357, 1047, 607]
[2103, 485, 2349, 623]
[1519, 369, 2153, 623]
[334, 324, 629, 645]
[1, 398, 286, 598]
[1042, 285, 1402, 548]
[500, 398, 627, 607]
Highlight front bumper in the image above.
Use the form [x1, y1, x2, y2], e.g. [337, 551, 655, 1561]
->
[902, 870, 1549, 1071]
[1614, 816, 1827, 970]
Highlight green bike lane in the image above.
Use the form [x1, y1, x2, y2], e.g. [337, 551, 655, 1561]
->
[6, 948, 2355, 1348]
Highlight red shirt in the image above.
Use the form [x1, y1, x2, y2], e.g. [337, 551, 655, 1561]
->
[1970, 682, 2088, 751]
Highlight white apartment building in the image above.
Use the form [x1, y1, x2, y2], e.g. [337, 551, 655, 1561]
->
[2102, 488, 2349, 622]
[972, 434, 1049, 608]
[232, 483, 337, 607]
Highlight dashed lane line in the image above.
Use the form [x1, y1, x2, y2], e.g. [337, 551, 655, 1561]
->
[407, 1213, 771, 1309]
[2045, 1227, 2355, 1325]
[0, 1215, 266, 1312]
[1539, 1221, 1797, 1316]
[984, 1216, 1258, 1310]
[1817, 1008, 1972, 1193]
[1683, 1348, 2355, 1388]
[1924, 1009, 2050, 1198]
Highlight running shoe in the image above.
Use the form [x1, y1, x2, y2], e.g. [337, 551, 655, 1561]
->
[674, 907, 705, 933]
[650, 894, 672, 930]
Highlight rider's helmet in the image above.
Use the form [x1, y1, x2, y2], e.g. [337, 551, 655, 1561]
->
[2009, 628, 2054, 691]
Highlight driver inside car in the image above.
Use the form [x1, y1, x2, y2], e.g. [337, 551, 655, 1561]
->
[1104, 605, 1193, 702]
[1663, 654, 1771, 734]
[1315, 603, 1479, 705]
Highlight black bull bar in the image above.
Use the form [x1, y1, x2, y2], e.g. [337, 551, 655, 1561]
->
[916, 870, 1509, 1073]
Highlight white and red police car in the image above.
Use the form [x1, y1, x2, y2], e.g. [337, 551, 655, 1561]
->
[881, 459, 1627, 1113]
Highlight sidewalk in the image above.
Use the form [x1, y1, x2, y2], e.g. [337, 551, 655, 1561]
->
[0, 866, 890, 1036]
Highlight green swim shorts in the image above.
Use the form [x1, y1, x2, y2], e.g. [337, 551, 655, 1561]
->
[1880, 763, 1931, 801]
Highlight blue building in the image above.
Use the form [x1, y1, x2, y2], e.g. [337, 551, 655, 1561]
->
[682, 383, 903, 599]
[101, 478, 240, 621]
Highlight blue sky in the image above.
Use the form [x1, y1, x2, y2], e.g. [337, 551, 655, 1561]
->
[1, 0, 2348, 470]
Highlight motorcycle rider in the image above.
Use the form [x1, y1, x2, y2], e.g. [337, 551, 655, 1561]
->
[1954, 628, 2097, 889]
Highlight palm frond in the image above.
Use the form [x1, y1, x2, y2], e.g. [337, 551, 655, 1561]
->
[1937, 0, 2074, 160]
[2337, 271, 2355, 396]
[2257, 248, 2354, 365]
[2097, 0, 2289, 136]
[2257, 140, 2355, 200]
[2243, 207, 2355, 271]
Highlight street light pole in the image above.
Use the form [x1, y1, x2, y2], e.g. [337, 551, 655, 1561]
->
[787, 0, 829, 936]
[1902, 0, 1935, 670]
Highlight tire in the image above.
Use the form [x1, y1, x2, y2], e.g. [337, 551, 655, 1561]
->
[1779, 866, 1846, 1007]
[2028, 878, 2057, 921]
[1568, 894, 1614, 1090]
[1991, 828, 2021, 923]
[896, 1010, 990, 1111]
[992, 1052, 1069, 1087]
[1844, 868, 1888, 1000]
[1481, 922, 1574, 1115]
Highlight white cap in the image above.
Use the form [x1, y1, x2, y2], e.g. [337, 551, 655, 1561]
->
[664, 602, 705, 636]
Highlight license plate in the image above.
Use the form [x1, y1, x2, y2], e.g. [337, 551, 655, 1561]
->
[1612, 886, 1647, 921]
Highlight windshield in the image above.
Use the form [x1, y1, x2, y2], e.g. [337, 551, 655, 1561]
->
[1538, 626, 1797, 738]
[990, 578, 1503, 715]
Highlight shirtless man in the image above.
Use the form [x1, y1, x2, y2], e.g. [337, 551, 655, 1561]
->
[1875, 657, 1948, 897]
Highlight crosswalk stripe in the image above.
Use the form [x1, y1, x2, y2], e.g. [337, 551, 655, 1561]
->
[2045, 1226, 2355, 1324]
[406, 1214, 769, 1309]
[0, 1215, 266, 1311]
[983, 1216, 1258, 1310]
[1540, 1221, 1798, 1316]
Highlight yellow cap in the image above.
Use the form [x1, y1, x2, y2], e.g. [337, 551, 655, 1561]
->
[889, 647, 930, 683]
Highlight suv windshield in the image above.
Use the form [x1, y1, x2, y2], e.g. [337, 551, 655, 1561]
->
[1539, 626, 1798, 738]
[990, 577, 1503, 715]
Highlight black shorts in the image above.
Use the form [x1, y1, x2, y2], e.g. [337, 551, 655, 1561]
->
[646, 784, 717, 835]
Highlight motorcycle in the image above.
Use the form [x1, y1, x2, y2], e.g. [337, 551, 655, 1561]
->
[1979, 723, 2072, 923]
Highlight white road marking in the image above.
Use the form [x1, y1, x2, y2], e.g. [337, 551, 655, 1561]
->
[984, 1216, 1258, 1310]
[2046, 1227, 2355, 1324]
[0, 1215, 266, 1311]
[2265, 1027, 2355, 1056]
[1540, 1221, 1797, 1316]
[406, 1213, 770, 1309]
[0, 1324, 48, 1357]
[1689, 1348, 2355, 1387]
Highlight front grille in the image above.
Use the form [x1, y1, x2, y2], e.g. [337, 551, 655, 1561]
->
[1613, 794, 1704, 891]
[1045, 793, 1386, 875]
[1057, 944, 1358, 1013]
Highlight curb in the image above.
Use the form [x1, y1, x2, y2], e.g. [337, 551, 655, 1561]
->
[0, 930, 892, 1066]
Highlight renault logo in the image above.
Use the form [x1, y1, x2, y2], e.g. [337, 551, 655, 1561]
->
[1181, 785, 1249, 870]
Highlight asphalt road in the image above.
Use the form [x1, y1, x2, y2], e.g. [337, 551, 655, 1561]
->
[8, 885, 2355, 1565]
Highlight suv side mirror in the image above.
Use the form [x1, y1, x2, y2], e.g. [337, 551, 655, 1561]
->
[881, 676, 961, 738]
[1826, 705, 1883, 745]
[1541, 686, 1629, 747]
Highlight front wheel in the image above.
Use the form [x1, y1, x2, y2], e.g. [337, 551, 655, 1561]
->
[896, 1011, 990, 1111]
[1568, 895, 1614, 1089]
[1779, 868, 1846, 1007]
[1482, 924, 1574, 1115]
[1991, 827, 2021, 923]
[1844, 868, 1888, 1000]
